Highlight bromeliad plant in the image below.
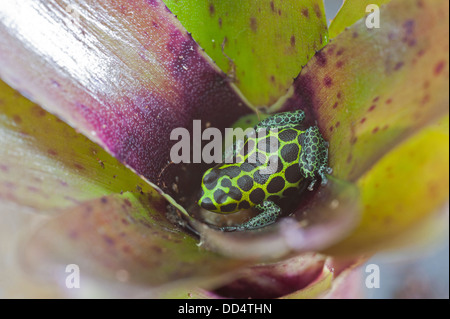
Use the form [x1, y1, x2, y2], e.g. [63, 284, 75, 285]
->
[0, 0, 448, 298]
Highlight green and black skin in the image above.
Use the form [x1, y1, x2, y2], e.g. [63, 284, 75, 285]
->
[198, 110, 332, 231]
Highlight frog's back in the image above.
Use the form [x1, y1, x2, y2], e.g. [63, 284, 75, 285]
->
[199, 126, 306, 213]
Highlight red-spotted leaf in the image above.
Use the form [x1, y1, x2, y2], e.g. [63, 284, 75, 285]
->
[281, 0, 449, 181]
[279, 0, 449, 254]
[328, 117, 449, 255]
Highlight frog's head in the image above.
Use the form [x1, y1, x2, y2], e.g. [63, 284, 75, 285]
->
[197, 166, 243, 214]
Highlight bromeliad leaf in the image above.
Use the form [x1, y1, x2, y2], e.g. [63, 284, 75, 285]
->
[0, 80, 155, 212]
[23, 193, 249, 289]
[330, 116, 449, 254]
[164, 0, 328, 107]
[0, 81, 251, 291]
[281, 0, 449, 181]
[0, 0, 251, 207]
[279, 0, 449, 254]
[328, 0, 391, 39]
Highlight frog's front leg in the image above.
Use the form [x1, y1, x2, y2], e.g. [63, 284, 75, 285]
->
[220, 200, 281, 232]
[299, 126, 333, 191]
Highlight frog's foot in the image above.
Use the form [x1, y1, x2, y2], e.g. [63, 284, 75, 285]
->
[300, 126, 332, 191]
[220, 200, 281, 232]
[319, 167, 333, 184]
[307, 166, 333, 190]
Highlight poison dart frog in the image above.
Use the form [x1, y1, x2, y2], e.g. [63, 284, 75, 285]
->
[198, 110, 332, 231]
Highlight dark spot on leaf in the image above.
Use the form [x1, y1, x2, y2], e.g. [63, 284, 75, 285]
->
[250, 17, 258, 32]
[302, 8, 309, 17]
[360, 117, 366, 124]
[218, 17, 222, 28]
[270, 75, 276, 83]
[47, 149, 58, 156]
[69, 231, 78, 239]
[122, 245, 131, 253]
[32, 105, 46, 117]
[394, 62, 404, 71]
[278, 9, 282, 15]
[50, 79, 61, 87]
[337, 91, 342, 99]
[290, 35, 296, 47]
[386, 98, 393, 104]
[373, 96, 380, 103]
[332, 102, 338, 109]
[335, 121, 340, 128]
[323, 76, 333, 87]
[329, 126, 333, 132]
[315, 50, 327, 67]
[408, 39, 417, 47]
[74, 163, 85, 170]
[350, 136, 358, 145]
[403, 19, 415, 35]
[336, 61, 344, 68]
[209, 3, 215, 15]
[368, 105, 376, 112]
[327, 46, 335, 55]
[434, 60, 446, 76]
[13, 114, 22, 124]
[346, 154, 353, 164]
[103, 235, 115, 246]
[372, 127, 379, 134]
[336, 48, 344, 56]
[270, 1, 275, 12]
[124, 199, 132, 207]
[313, 3, 321, 18]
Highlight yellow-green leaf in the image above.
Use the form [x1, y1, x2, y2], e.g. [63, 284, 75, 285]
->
[164, 0, 328, 107]
[0, 80, 155, 212]
[328, 0, 391, 39]
[330, 116, 449, 254]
